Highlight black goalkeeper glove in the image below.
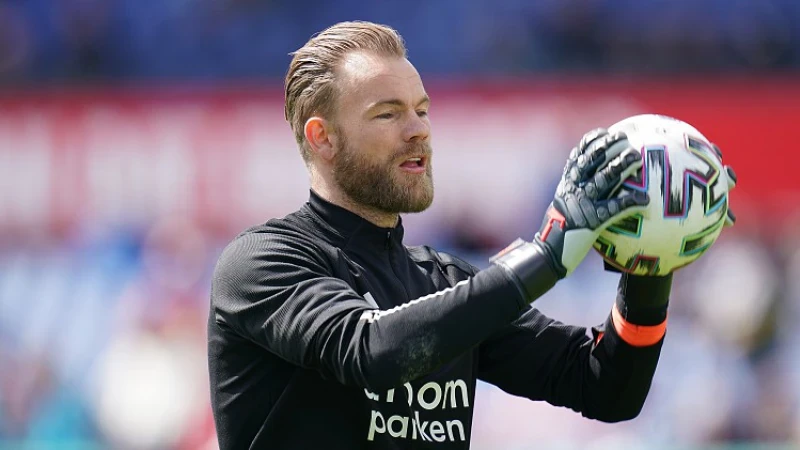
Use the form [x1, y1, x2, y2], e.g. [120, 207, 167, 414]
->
[533, 129, 650, 278]
[489, 129, 650, 304]
[711, 143, 738, 228]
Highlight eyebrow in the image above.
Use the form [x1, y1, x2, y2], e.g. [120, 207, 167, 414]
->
[368, 95, 431, 110]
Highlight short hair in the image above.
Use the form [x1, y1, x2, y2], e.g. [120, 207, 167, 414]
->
[284, 21, 407, 163]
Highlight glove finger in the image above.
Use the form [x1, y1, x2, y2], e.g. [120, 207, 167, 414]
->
[565, 130, 610, 184]
[581, 135, 632, 181]
[579, 131, 627, 172]
[724, 207, 736, 228]
[586, 149, 642, 200]
[578, 196, 601, 229]
[577, 128, 610, 157]
[572, 130, 612, 182]
[617, 190, 650, 210]
[597, 191, 649, 230]
[725, 166, 737, 191]
[564, 195, 588, 228]
[712, 143, 724, 160]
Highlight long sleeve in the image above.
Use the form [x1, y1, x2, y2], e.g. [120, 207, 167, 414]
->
[477, 275, 671, 423]
[210, 231, 529, 392]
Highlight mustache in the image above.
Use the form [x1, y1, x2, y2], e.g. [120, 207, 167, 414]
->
[394, 142, 433, 160]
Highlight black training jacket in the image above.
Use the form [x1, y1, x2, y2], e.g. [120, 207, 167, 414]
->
[208, 190, 666, 450]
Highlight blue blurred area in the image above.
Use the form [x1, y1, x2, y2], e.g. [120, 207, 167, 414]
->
[0, 0, 798, 83]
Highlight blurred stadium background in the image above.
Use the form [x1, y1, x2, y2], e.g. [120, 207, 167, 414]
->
[0, 1, 799, 449]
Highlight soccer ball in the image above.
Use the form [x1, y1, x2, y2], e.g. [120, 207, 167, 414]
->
[593, 114, 730, 276]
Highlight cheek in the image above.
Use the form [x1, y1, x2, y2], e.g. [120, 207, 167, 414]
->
[357, 130, 398, 161]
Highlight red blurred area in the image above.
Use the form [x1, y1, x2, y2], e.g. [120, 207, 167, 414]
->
[0, 77, 793, 237]
[429, 76, 798, 208]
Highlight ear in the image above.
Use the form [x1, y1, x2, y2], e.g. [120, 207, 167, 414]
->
[304, 116, 336, 161]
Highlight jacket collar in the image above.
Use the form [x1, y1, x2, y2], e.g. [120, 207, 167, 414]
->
[305, 190, 405, 251]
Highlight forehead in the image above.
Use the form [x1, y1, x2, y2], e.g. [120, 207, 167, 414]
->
[336, 52, 426, 106]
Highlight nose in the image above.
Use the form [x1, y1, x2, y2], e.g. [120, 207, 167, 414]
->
[403, 111, 430, 143]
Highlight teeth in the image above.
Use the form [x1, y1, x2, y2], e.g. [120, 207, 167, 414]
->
[407, 158, 421, 162]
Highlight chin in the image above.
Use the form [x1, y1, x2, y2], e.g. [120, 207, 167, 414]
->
[403, 191, 434, 213]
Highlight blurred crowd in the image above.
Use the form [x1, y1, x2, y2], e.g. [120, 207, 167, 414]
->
[0, 0, 799, 449]
[0, 0, 797, 84]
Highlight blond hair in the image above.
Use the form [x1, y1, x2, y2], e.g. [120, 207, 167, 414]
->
[284, 21, 407, 162]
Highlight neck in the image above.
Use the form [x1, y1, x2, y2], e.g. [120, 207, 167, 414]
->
[312, 177, 399, 229]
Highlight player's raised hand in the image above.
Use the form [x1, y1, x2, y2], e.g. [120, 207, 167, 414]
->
[711, 143, 737, 227]
[533, 129, 649, 278]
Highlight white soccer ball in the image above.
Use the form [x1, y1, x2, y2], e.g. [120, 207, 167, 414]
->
[594, 114, 731, 276]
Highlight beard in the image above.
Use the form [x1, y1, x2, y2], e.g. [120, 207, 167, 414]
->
[332, 133, 434, 215]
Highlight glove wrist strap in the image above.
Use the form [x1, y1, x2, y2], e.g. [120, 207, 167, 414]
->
[490, 239, 560, 305]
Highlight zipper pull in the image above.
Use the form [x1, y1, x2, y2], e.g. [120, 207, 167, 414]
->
[385, 230, 391, 250]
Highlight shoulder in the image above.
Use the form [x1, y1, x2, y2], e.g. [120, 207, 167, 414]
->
[221, 217, 308, 256]
[407, 245, 480, 279]
[213, 212, 330, 283]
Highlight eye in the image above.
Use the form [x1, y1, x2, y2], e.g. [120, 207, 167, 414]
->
[417, 110, 429, 117]
[376, 112, 395, 120]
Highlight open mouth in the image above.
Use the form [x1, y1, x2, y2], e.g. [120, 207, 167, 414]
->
[400, 156, 426, 171]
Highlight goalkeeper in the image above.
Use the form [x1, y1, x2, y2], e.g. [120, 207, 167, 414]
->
[207, 21, 737, 450]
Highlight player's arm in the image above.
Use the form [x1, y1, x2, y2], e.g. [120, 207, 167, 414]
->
[477, 273, 670, 422]
[210, 230, 548, 392]
[477, 134, 738, 421]
[476, 128, 671, 422]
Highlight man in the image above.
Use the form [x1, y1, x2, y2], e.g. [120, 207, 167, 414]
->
[208, 21, 736, 449]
